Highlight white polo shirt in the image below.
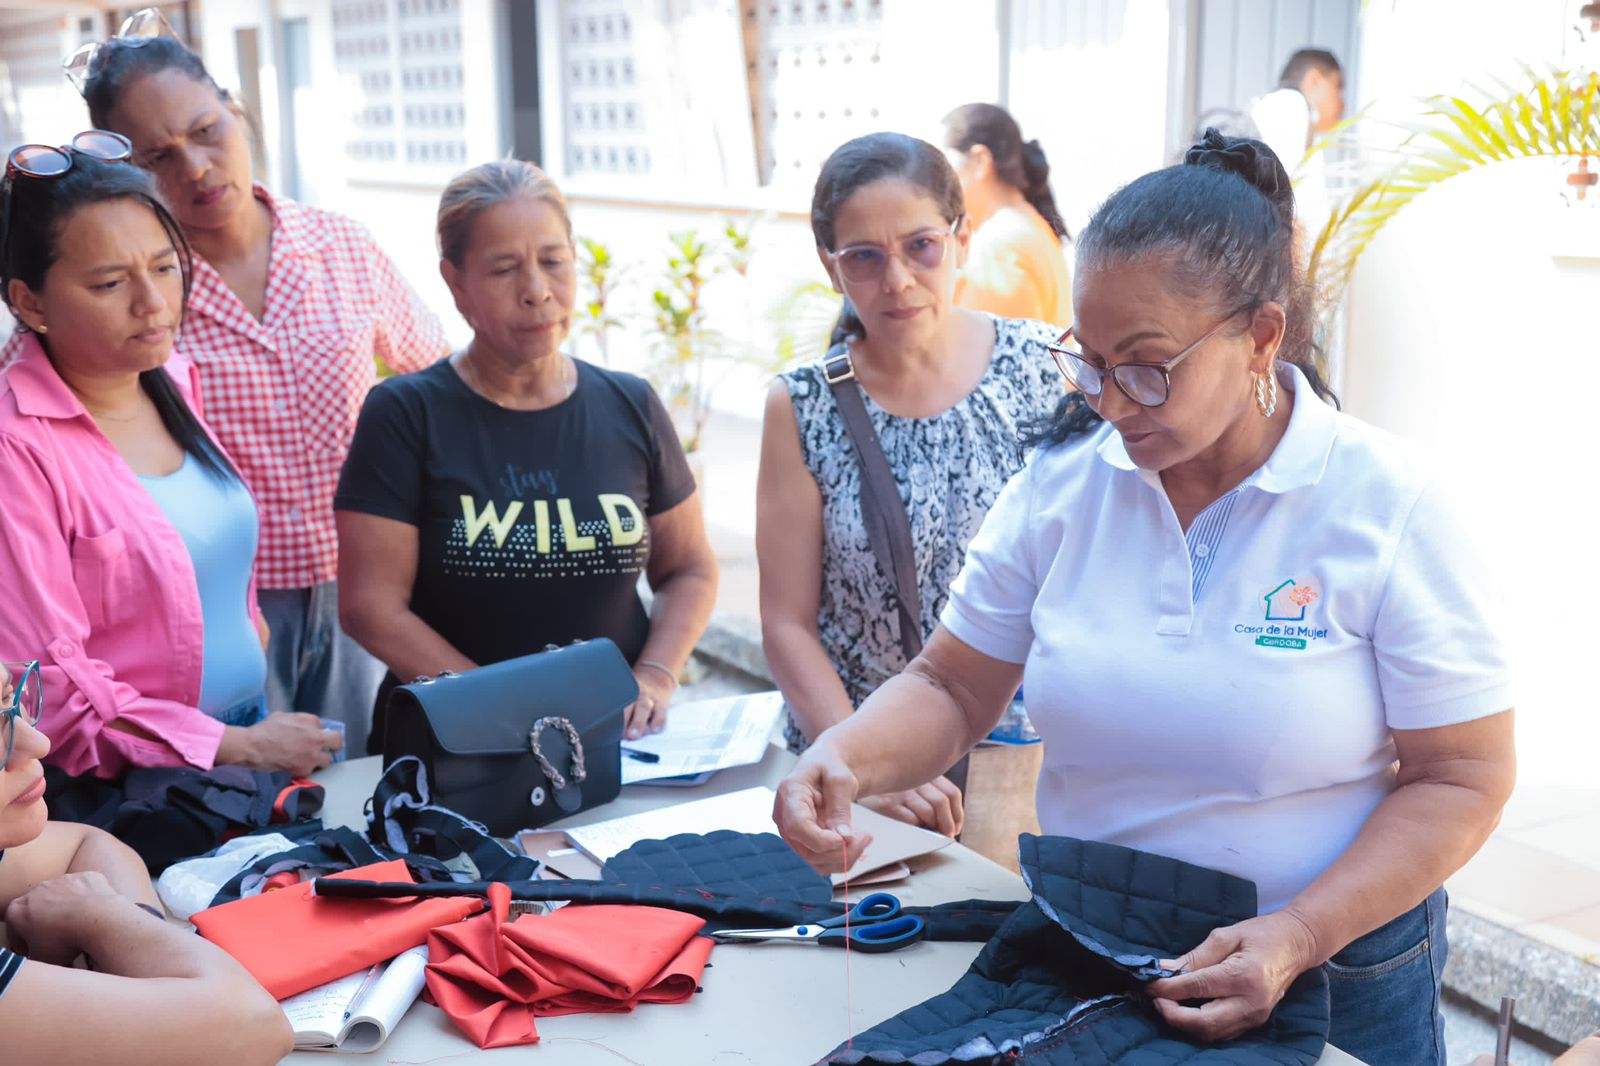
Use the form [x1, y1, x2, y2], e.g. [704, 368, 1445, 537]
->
[941, 366, 1512, 914]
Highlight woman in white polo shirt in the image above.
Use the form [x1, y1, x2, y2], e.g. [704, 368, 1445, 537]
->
[774, 130, 1514, 1065]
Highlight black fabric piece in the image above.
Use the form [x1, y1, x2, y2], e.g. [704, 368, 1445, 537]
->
[42, 764, 315, 873]
[602, 830, 835, 902]
[209, 824, 387, 907]
[823, 835, 1329, 1065]
[312, 828, 1020, 941]
[205, 757, 540, 908]
[366, 756, 541, 884]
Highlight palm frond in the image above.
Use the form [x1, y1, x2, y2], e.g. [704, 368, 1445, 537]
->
[1312, 67, 1600, 318]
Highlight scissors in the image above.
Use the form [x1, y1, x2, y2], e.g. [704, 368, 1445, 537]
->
[711, 892, 925, 954]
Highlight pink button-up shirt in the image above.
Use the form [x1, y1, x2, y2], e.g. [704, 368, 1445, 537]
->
[0, 335, 253, 777]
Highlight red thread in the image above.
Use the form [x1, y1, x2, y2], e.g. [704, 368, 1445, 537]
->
[842, 837, 854, 1052]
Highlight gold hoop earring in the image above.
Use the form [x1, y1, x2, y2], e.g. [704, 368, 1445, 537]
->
[1254, 367, 1278, 418]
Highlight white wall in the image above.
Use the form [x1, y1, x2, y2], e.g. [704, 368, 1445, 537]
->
[1345, 0, 1598, 784]
[197, 0, 503, 350]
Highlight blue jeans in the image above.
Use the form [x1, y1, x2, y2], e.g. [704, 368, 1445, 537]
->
[259, 581, 386, 756]
[211, 694, 347, 763]
[1324, 887, 1449, 1066]
[213, 694, 267, 727]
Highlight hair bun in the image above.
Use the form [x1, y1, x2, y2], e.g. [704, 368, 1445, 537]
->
[1184, 127, 1294, 223]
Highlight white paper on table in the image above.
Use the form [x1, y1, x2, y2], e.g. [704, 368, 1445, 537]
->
[620, 690, 783, 785]
[280, 945, 429, 1053]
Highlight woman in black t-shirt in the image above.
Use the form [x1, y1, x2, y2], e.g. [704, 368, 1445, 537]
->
[335, 160, 718, 750]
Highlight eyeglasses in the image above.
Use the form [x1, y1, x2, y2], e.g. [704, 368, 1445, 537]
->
[1046, 308, 1254, 408]
[62, 7, 179, 95]
[827, 218, 961, 285]
[5, 129, 133, 181]
[1, 661, 42, 772]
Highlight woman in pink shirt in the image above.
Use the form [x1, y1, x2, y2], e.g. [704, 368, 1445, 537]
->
[68, 28, 448, 755]
[0, 140, 340, 779]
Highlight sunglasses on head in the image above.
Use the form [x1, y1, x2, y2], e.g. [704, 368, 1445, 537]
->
[5, 129, 133, 181]
[62, 7, 180, 95]
[4, 130, 134, 287]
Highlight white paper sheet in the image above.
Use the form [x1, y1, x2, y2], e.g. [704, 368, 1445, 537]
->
[281, 945, 429, 1053]
[620, 691, 783, 785]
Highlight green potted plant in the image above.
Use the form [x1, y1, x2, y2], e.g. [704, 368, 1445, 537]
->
[1310, 65, 1600, 319]
[574, 236, 625, 365]
[648, 229, 723, 455]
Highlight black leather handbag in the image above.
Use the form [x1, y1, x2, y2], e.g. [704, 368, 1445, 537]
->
[380, 640, 638, 837]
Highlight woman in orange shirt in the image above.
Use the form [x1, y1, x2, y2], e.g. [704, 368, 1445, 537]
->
[942, 103, 1073, 327]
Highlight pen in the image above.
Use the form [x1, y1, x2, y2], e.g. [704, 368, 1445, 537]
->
[622, 746, 660, 763]
[342, 963, 383, 1022]
[1494, 995, 1514, 1066]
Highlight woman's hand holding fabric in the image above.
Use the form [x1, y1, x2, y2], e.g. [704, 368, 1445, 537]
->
[859, 775, 964, 836]
[774, 741, 875, 873]
[218, 711, 342, 775]
[1144, 909, 1322, 1042]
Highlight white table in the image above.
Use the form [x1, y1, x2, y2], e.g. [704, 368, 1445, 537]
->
[284, 750, 1361, 1064]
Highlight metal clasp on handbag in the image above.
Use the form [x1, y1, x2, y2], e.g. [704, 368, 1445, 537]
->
[411, 670, 459, 684]
[527, 716, 587, 790]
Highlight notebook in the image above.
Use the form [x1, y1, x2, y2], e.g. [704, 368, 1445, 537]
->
[562, 785, 952, 886]
[280, 946, 429, 1054]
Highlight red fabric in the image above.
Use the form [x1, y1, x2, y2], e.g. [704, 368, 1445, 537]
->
[425, 882, 714, 1049]
[191, 860, 478, 999]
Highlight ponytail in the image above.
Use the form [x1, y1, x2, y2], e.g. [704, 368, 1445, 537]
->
[943, 103, 1070, 241]
[1019, 139, 1070, 241]
[828, 297, 865, 347]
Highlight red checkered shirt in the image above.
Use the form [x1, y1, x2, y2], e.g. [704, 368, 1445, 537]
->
[154, 187, 447, 589]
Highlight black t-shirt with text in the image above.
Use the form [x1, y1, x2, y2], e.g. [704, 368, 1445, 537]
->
[335, 358, 696, 671]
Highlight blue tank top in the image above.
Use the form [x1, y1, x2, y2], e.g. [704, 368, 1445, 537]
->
[139, 455, 267, 717]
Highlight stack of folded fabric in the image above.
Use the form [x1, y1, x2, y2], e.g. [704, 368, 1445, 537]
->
[425, 881, 715, 1048]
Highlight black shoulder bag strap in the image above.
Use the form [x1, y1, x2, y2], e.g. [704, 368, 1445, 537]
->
[822, 344, 969, 796]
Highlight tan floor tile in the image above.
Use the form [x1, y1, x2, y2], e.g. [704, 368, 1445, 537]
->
[1446, 835, 1600, 924]
[1497, 783, 1600, 832]
[1513, 916, 1600, 965]
[1505, 811, 1600, 873]
[1542, 902, 1600, 943]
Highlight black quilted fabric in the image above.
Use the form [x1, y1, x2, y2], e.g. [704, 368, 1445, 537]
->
[823, 835, 1329, 1065]
[313, 829, 1021, 941]
[603, 830, 835, 902]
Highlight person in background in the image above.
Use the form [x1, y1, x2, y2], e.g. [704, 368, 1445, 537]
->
[0, 664, 293, 1065]
[336, 160, 717, 749]
[0, 145, 338, 779]
[757, 132, 1061, 833]
[774, 131, 1514, 1064]
[942, 103, 1073, 326]
[60, 24, 448, 753]
[1249, 48, 1345, 235]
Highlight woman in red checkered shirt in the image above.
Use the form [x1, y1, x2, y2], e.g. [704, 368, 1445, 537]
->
[78, 37, 450, 754]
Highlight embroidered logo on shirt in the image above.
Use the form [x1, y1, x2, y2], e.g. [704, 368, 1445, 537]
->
[1234, 577, 1327, 650]
[1264, 579, 1320, 621]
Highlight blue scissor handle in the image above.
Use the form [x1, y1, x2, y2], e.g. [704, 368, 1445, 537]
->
[814, 914, 925, 953]
[817, 891, 902, 930]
